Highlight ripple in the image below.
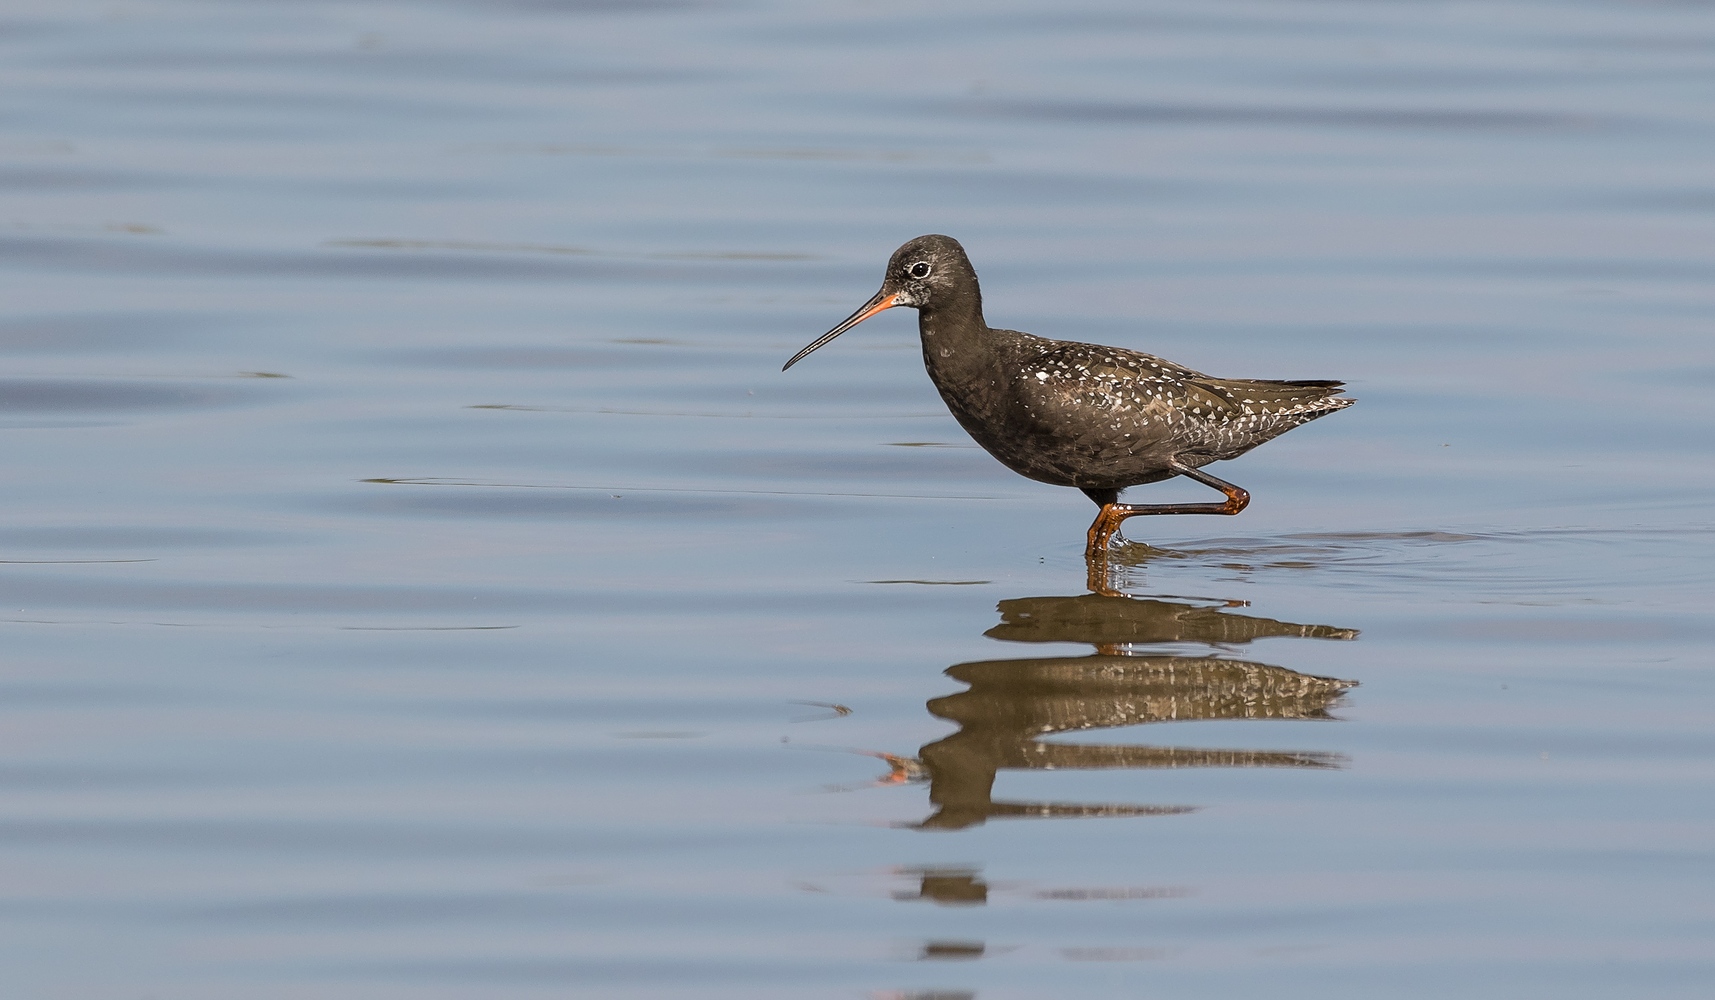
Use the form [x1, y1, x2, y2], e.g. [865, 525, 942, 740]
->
[0, 378, 259, 413]
[943, 97, 1623, 134]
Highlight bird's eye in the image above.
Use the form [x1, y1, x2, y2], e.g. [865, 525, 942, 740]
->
[908, 261, 932, 279]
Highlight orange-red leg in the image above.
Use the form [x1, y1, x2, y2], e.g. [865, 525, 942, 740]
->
[1082, 463, 1252, 592]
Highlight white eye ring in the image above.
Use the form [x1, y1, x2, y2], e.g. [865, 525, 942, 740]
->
[908, 261, 932, 279]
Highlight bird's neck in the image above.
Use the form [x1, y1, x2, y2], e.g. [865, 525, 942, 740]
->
[916, 288, 991, 380]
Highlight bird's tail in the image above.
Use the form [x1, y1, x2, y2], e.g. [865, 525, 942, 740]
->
[1199, 377, 1355, 415]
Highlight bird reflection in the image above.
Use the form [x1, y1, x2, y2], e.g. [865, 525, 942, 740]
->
[986, 591, 1357, 649]
[892, 866, 990, 906]
[900, 593, 1358, 830]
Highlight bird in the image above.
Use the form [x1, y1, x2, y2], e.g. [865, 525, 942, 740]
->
[783, 235, 1353, 564]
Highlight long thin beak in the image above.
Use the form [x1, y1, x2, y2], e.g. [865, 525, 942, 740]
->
[782, 289, 900, 371]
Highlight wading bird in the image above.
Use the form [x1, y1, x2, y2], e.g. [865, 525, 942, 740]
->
[784, 235, 1353, 580]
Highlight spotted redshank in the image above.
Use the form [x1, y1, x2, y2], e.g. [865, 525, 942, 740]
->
[783, 235, 1354, 570]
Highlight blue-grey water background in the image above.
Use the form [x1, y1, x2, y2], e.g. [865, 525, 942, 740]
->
[2, 1, 1713, 997]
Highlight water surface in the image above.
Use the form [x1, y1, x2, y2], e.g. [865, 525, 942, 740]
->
[1, 1, 1712, 997]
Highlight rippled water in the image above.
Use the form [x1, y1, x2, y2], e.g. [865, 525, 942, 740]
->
[2, 1, 1713, 997]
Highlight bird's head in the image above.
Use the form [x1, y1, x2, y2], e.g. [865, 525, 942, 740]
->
[783, 234, 978, 370]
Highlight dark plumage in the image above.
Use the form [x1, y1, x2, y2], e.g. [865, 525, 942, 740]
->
[784, 235, 1354, 558]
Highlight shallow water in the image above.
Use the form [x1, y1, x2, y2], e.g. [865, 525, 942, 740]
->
[2, 0, 1713, 997]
